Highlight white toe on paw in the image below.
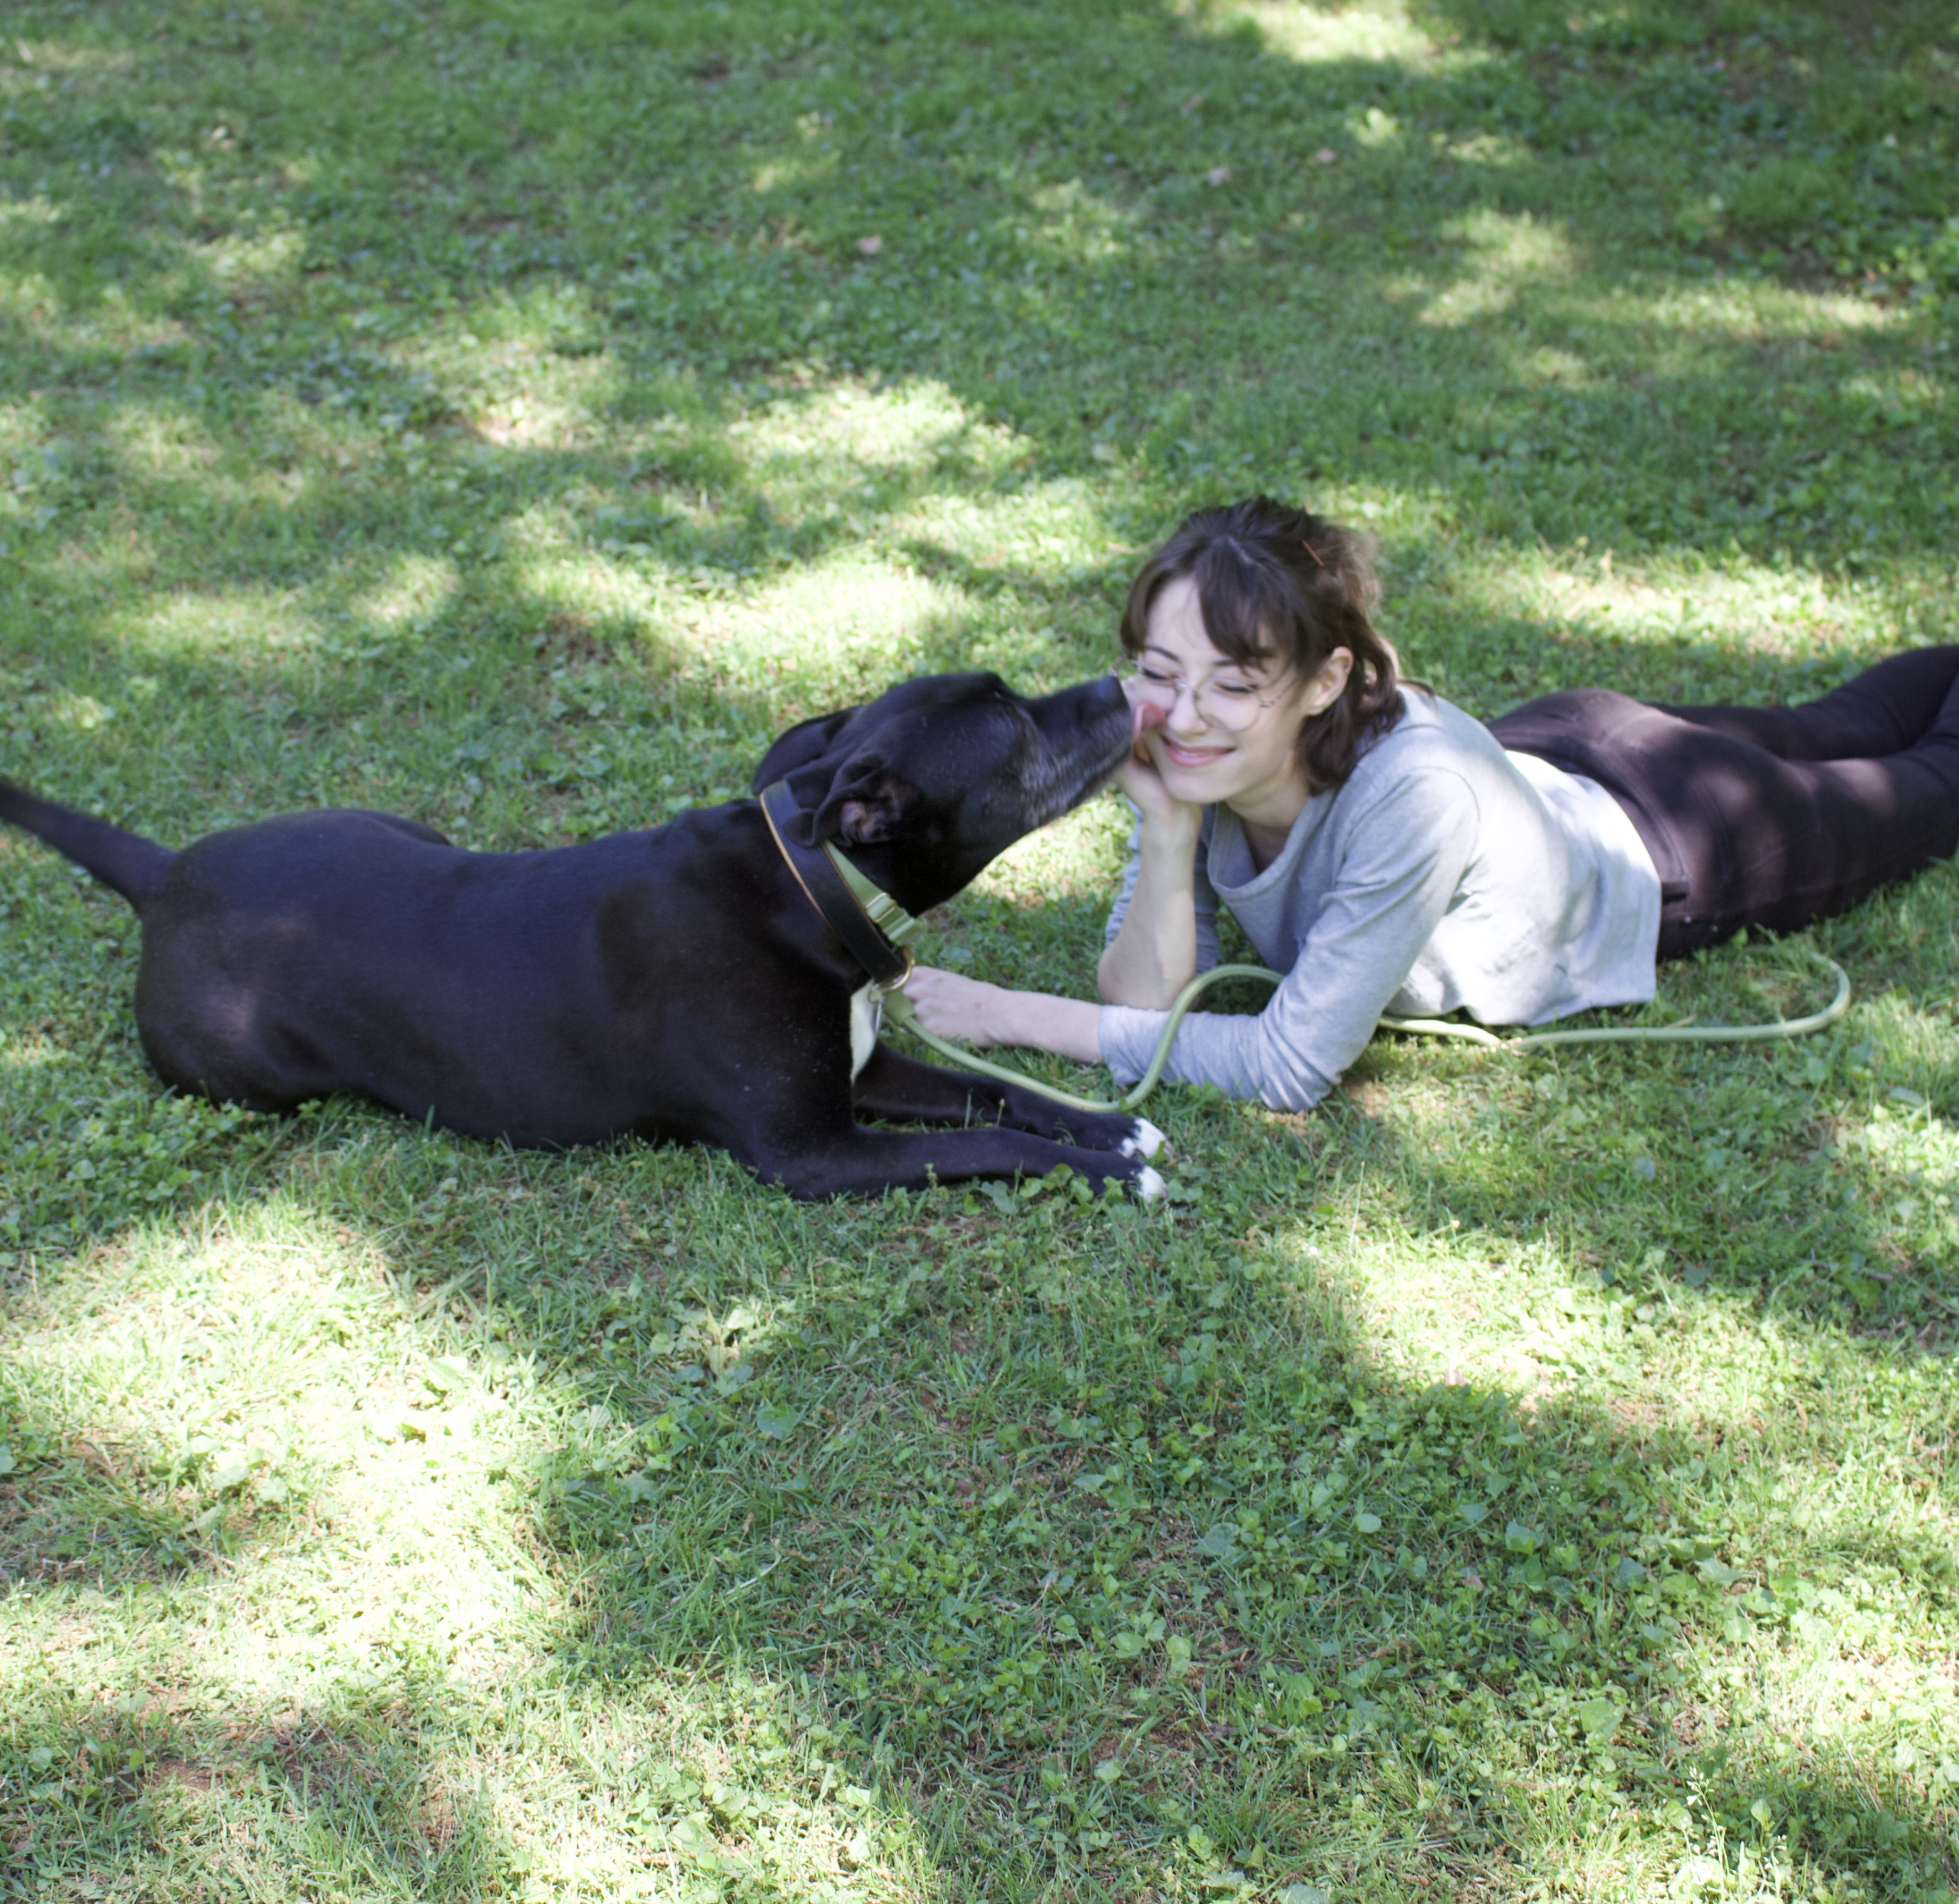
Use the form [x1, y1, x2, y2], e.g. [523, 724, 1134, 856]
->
[1120, 1117, 1167, 1160]
[1134, 1164, 1167, 1203]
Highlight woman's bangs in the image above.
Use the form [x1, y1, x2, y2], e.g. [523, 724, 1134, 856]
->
[1194, 544, 1287, 668]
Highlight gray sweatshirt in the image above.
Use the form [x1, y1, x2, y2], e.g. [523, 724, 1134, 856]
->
[1097, 690, 1661, 1110]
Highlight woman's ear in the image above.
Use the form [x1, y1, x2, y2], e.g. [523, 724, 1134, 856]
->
[1304, 646, 1354, 715]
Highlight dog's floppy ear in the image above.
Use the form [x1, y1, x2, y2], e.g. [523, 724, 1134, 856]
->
[752, 706, 859, 794]
[811, 758, 918, 847]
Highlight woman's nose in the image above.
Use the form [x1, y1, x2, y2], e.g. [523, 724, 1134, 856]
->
[1164, 680, 1209, 728]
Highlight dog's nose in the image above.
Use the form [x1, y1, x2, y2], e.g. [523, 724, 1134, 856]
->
[1038, 671, 1131, 743]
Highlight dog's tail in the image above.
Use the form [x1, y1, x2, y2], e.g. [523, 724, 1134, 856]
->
[0, 777, 176, 910]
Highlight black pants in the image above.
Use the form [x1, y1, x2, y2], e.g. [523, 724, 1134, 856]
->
[1489, 648, 1959, 961]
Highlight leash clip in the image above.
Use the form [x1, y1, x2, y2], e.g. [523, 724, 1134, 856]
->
[871, 947, 916, 996]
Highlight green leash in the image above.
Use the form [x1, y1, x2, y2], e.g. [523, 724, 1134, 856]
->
[880, 953, 1854, 1117]
[757, 790, 1852, 1114]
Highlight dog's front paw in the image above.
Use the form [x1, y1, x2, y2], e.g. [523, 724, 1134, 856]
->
[1120, 1117, 1166, 1161]
[1133, 1164, 1167, 1203]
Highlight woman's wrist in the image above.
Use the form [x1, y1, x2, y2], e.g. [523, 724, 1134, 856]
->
[1097, 925, 1197, 1010]
[1135, 800, 1204, 859]
[997, 989, 1103, 1064]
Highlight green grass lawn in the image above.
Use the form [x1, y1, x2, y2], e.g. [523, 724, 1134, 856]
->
[3, 0, 1958, 1897]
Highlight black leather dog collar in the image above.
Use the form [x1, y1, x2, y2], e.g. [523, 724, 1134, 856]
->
[758, 779, 917, 990]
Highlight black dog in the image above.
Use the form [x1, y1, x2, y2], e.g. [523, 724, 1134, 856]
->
[1, 671, 1164, 1199]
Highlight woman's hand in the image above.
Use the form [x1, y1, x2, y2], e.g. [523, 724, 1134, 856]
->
[904, 966, 1013, 1047]
[1118, 684, 1204, 847]
[1093, 681, 1206, 1009]
[903, 968, 1104, 1064]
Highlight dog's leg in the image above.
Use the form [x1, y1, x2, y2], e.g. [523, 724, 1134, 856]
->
[850, 1044, 1165, 1160]
[748, 1121, 1165, 1202]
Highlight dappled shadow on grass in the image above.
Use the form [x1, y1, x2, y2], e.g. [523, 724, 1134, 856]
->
[0, 1154, 357, 1598]
[5, 796, 1958, 1894]
[2, 0, 1956, 724]
[2, 960, 1954, 1895]
[0, 503, 797, 839]
[1402, 0, 1959, 302]
[217, 1004, 1943, 1897]
[3, 1699, 516, 1899]
[6, 747, 1959, 1897]
[3, 0, 1957, 1895]
[342, 860, 1957, 1893]
[487, 1186, 1954, 1899]
[1341, 935, 1959, 1342]
[0, 1376, 271, 1591]
[5, 0, 1957, 968]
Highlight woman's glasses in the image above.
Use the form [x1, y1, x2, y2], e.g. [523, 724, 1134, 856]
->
[1125, 664, 1288, 733]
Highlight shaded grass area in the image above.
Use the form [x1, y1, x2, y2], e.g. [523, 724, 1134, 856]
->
[3, 0, 1958, 1899]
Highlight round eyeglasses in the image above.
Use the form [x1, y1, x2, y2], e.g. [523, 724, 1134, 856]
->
[1123, 665, 1288, 733]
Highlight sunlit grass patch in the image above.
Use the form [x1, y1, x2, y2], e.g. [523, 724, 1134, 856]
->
[680, 552, 960, 688]
[1022, 179, 1142, 268]
[904, 472, 1121, 565]
[1420, 209, 1582, 328]
[1, 1235, 938, 1892]
[1, 1185, 567, 1656]
[1630, 281, 1906, 343]
[350, 552, 464, 636]
[186, 224, 306, 297]
[102, 582, 321, 661]
[1398, 541, 1949, 720]
[505, 541, 977, 707]
[1227, 0, 1447, 68]
[974, 791, 1134, 905]
[751, 149, 839, 196]
[101, 398, 241, 489]
[0, 197, 64, 244]
[747, 379, 1024, 491]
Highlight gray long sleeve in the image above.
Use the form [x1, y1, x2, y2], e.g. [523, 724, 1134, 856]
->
[1096, 692, 1661, 1111]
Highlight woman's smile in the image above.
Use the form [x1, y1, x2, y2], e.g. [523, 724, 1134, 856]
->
[1156, 733, 1233, 771]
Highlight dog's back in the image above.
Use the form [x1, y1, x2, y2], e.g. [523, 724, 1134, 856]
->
[130, 807, 713, 1135]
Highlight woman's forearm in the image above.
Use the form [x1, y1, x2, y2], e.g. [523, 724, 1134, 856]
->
[1098, 831, 1201, 1008]
[990, 989, 1104, 1063]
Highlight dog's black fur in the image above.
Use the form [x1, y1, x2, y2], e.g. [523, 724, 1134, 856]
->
[0, 670, 1164, 1198]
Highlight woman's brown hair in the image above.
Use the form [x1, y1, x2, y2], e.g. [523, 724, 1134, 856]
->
[1118, 497, 1408, 792]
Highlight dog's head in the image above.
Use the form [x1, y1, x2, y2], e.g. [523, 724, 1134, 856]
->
[752, 670, 1133, 911]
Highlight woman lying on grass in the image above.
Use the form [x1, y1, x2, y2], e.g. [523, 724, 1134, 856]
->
[903, 495, 1959, 1110]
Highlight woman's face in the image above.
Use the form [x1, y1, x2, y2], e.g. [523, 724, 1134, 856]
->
[1130, 574, 1350, 820]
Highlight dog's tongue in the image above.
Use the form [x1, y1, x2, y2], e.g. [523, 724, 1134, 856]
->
[1130, 698, 1167, 744]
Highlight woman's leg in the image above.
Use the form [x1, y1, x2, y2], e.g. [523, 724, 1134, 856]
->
[1491, 672, 1959, 959]
[1655, 646, 1959, 760]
